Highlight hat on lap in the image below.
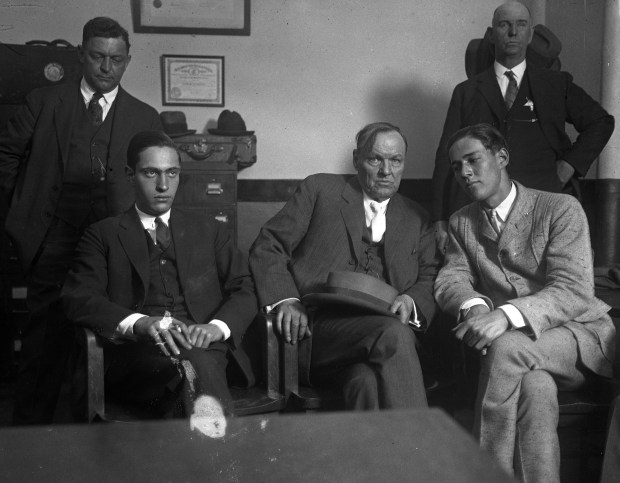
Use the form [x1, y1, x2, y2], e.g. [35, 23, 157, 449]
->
[302, 271, 399, 318]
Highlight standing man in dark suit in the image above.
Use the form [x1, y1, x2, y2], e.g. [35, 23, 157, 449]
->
[435, 123, 615, 482]
[0, 17, 162, 424]
[250, 122, 439, 410]
[62, 131, 257, 418]
[432, 1, 614, 253]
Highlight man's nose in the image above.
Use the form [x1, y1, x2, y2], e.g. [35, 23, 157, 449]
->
[508, 23, 517, 36]
[460, 163, 473, 178]
[156, 174, 168, 191]
[100, 57, 111, 72]
[379, 160, 392, 175]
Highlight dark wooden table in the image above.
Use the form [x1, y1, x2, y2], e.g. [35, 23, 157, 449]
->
[0, 408, 512, 482]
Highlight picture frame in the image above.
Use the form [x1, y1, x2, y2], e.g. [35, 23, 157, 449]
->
[131, 0, 250, 36]
[161, 55, 225, 107]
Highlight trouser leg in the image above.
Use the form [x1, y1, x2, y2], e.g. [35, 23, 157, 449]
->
[514, 370, 562, 483]
[474, 327, 587, 480]
[310, 309, 426, 410]
[106, 341, 232, 416]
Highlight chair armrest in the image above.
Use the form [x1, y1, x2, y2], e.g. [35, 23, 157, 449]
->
[262, 312, 298, 399]
[79, 327, 106, 422]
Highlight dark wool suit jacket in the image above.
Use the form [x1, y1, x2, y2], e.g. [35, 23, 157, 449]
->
[0, 82, 162, 271]
[431, 66, 615, 221]
[434, 183, 615, 377]
[249, 174, 439, 325]
[62, 208, 258, 385]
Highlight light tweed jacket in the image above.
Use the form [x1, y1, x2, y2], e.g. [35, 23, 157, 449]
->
[434, 182, 615, 377]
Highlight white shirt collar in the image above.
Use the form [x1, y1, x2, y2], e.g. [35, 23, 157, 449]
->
[80, 77, 118, 106]
[494, 59, 526, 85]
[362, 191, 390, 225]
[492, 182, 517, 223]
[135, 205, 171, 230]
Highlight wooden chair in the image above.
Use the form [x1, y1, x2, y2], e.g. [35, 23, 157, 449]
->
[78, 314, 289, 422]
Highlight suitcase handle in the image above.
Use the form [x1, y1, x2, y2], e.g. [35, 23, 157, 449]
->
[179, 142, 229, 161]
[25, 39, 75, 48]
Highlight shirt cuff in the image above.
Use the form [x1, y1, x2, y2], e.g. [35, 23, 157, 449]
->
[401, 294, 422, 329]
[115, 313, 146, 339]
[264, 297, 300, 314]
[209, 319, 231, 340]
[498, 304, 526, 329]
[459, 298, 490, 321]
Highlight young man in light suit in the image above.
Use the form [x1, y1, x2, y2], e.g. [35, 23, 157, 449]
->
[434, 123, 615, 482]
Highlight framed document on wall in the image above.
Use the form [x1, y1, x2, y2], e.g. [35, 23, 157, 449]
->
[131, 0, 250, 36]
[161, 55, 224, 107]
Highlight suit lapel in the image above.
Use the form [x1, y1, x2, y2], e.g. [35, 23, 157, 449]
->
[54, 84, 80, 168]
[118, 209, 150, 293]
[340, 178, 365, 264]
[477, 68, 505, 122]
[499, 183, 536, 249]
[526, 67, 555, 146]
[384, 195, 410, 267]
[108, 87, 131, 164]
[169, 209, 191, 290]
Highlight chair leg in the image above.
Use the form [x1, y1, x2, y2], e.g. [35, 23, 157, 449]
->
[82, 328, 106, 422]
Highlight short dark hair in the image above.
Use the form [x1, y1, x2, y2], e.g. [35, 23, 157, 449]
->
[82, 17, 130, 51]
[127, 131, 179, 171]
[355, 122, 408, 154]
[446, 123, 508, 158]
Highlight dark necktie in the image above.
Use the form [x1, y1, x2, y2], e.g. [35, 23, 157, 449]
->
[504, 70, 518, 110]
[88, 92, 103, 126]
[155, 217, 171, 249]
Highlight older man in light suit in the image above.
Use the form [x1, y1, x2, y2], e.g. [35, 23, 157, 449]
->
[434, 123, 615, 482]
[250, 122, 439, 410]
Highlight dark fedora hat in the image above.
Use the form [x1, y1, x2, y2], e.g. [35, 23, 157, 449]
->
[208, 110, 254, 136]
[302, 271, 399, 318]
[160, 111, 196, 138]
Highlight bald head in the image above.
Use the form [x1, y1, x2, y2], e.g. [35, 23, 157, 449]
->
[491, 1, 534, 68]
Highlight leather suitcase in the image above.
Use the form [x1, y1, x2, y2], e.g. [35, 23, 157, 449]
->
[174, 133, 257, 170]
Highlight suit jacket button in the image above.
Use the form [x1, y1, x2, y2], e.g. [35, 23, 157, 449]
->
[499, 249, 508, 257]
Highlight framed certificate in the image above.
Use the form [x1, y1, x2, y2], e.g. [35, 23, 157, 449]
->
[161, 55, 224, 107]
[131, 0, 250, 36]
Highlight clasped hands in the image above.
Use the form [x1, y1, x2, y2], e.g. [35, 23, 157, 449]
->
[134, 315, 224, 357]
[274, 295, 415, 345]
[452, 304, 510, 355]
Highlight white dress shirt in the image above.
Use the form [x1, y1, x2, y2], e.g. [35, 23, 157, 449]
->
[494, 60, 526, 98]
[80, 77, 118, 122]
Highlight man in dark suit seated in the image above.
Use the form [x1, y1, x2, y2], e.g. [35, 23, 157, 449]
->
[434, 123, 615, 482]
[0, 16, 163, 424]
[249, 122, 439, 410]
[62, 131, 257, 419]
[431, 1, 614, 253]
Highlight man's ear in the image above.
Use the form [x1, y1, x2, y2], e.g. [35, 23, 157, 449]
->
[125, 165, 135, 185]
[497, 148, 510, 168]
[77, 44, 84, 65]
[352, 149, 360, 171]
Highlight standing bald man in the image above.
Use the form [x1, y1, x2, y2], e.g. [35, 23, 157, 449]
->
[432, 1, 614, 253]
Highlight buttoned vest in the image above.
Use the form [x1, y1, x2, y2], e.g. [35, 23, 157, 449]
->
[55, 100, 116, 227]
[142, 233, 188, 320]
[356, 226, 388, 282]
